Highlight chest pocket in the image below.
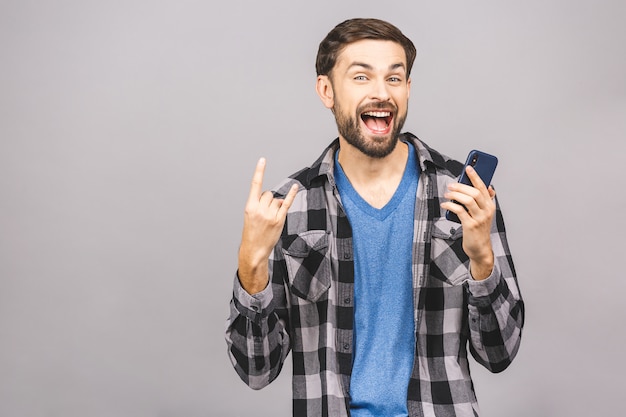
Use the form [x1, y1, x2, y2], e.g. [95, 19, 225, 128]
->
[281, 230, 331, 302]
[430, 218, 469, 286]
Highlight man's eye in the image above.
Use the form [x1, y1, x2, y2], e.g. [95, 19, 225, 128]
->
[388, 77, 402, 82]
[354, 75, 367, 81]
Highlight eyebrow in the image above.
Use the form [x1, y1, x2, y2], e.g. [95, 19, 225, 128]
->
[348, 62, 407, 72]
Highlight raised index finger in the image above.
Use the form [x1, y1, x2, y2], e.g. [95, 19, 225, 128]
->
[248, 157, 266, 201]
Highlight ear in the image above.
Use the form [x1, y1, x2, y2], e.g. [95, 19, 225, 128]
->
[316, 75, 334, 109]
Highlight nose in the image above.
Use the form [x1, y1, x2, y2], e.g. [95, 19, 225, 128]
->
[369, 78, 391, 102]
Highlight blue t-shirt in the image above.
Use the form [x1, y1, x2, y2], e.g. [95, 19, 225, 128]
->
[334, 142, 418, 417]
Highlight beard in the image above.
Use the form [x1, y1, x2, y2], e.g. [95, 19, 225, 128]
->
[333, 100, 407, 159]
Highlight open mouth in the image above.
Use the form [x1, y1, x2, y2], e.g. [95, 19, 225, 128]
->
[361, 111, 393, 135]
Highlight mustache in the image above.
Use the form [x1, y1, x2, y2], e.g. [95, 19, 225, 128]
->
[357, 101, 397, 113]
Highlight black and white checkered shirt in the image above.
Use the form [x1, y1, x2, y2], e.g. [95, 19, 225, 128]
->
[226, 133, 524, 417]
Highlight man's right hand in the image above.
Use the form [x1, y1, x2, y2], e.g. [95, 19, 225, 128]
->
[238, 158, 298, 294]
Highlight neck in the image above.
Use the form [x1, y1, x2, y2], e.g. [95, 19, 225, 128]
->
[336, 137, 409, 208]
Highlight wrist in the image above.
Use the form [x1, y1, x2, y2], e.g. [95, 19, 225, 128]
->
[238, 251, 270, 295]
[469, 252, 494, 281]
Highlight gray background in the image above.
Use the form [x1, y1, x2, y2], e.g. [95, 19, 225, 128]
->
[1, 0, 625, 416]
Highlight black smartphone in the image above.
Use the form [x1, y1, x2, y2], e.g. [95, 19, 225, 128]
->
[445, 150, 498, 223]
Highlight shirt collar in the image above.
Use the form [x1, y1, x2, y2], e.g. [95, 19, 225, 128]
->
[305, 132, 450, 186]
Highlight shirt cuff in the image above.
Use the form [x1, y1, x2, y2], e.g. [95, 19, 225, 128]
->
[232, 272, 274, 321]
[466, 262, 501, 299]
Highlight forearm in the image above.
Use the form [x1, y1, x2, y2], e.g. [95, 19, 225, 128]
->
[466, 262, 524, 372]
[238, 249, 270, 294]
[469, 250, 494, 281]
[225, 274, 290, 389]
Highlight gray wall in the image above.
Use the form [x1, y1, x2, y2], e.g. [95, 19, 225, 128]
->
[1, 1, 625, 416]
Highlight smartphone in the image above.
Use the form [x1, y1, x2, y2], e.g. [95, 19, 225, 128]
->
[445, 150, 498, 223]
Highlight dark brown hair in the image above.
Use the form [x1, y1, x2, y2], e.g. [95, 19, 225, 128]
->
[315, 18, 417, 77]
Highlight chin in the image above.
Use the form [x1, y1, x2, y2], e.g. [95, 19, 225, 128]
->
[354, 132, 399, 159]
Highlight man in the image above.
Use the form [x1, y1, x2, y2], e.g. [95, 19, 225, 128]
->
[225, 18, 524, 417]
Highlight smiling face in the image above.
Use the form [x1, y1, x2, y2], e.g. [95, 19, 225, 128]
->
[316, 39, 411, 158]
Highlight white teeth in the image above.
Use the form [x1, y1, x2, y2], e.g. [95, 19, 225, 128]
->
[363, 111, 391, 118]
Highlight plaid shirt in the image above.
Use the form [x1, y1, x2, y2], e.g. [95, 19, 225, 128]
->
[226, 133, 524, 417]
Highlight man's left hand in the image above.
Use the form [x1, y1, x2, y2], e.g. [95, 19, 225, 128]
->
[440, 165, 496, 280]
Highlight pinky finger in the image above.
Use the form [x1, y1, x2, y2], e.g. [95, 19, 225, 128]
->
[277, 184, 299, 217]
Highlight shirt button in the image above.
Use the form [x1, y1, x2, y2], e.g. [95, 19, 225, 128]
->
[343, 297, 351, 305]
[343, 343, 350, 351]
[343, 252, 350, 259]
[450, 227, 456, 235]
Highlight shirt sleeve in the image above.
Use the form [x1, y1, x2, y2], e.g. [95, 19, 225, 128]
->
[224, 268, 291, 389]
[464, 198, 525, 373]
